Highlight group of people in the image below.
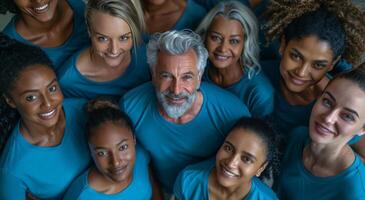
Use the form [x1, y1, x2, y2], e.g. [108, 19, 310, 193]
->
[0, 0, 365, 199]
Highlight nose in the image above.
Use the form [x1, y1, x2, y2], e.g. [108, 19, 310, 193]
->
[108, 40, 119, 55]
[170, 79, 181, 95]
[110, 153, 121, 167]
[226, 154, 240, 168]
[323, 109, 339, 125]
[296, 62, 310, 77]
[41, 94, 51, 109]
[217, 40, 228, 52]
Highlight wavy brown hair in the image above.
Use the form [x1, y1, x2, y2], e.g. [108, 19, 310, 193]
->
[264, 0, 365, 65]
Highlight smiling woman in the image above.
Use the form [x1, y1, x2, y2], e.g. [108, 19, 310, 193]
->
[0, 0, 90, 69]
[57, 0, 151, 100]
[0, 34, 90, 199]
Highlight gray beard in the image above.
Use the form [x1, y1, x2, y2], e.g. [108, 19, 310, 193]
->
[156, 90, 197, 119]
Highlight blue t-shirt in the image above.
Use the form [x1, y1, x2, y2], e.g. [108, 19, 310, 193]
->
[0, 98, 91, 200]
[2, 0, 90, 70]
[203, 63, 274, 118]
[174, 159, 278, 200]
[277, 127, 365, 200]
[57, 45, 151, 99]
[63, 145, 152, 200]
[143, 0, 206, 42]
[121, 82, 250, 192]
[261, 60, 314, 136]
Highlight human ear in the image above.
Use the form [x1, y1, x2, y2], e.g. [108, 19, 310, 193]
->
[3, 95, 16, 109]
[256, 161, 268, 177]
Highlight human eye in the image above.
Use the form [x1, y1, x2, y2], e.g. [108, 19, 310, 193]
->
[120, 35, 131, 42]
[241, 155, 253, 164]
[230, 39, 240, 45]
[119, 144, 128, 151]
[25, 95, 37, 102]
[182, 74, 193, 81]
[210, 34, 221, 42]
[321, 98, 332, 108]
[223, 144, 233, 153]
[96, 150, 108, 157]
[290, 52, 301, 61]
[97, 36, 108, 42]
[341, 112, 355, 122]
[313, 63, 327, 70]
[160, 73, 172, 80]
[48, 85, 58, 93]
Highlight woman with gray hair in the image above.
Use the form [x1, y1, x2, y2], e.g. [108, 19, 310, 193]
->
[57, 0, 151, 100]
[196, 0, 274, 119]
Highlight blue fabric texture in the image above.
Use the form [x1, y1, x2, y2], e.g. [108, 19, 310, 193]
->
[0, 98, 91, 200]
[203, 63, 274, 118]
[142, 0, 206, 42]
[57, 45, 151, 99]
[121, 82, 250, 192]
[174, 159, 278, 200]
[63, 145, 152, 200]
[277, 127, 365, 200]
[261, 60, 314, 136]
[2, 0, 90, 70]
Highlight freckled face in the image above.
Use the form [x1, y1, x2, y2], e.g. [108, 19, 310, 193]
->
[89, 121, 136, 183]
[206, 16, 245, 70]
[279, 35, 335, 93]
[215, 128, 267, 189]
[14, 0, 58, 23]
[89, 11, 133, 68]
[309, 78, 365, 144]
[6, 65, 64, 129]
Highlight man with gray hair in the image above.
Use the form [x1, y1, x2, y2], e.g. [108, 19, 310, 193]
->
[121, 30, 250, 194]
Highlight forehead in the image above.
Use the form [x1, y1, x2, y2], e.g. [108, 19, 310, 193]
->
[325, 78, 365, 118]
[155, 50, 198, 74]
[226, 128, 267, 157]
[11, 65, 55, 93]
[89, 121, 133, 146]
[209, 16, 244, 36]
[287, 35, 334, 61]
[89, 10, 131, 34]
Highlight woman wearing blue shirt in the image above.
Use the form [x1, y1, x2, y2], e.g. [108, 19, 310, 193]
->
[0, 35, 90, 199]
[64, 98, 162, 200]
[1, 0, 90, 69]
[57, 0, 151, 100]
[174, 117, 279, 200]
[277, 66, 365, 199]
[196, 1, 274, 119]
[261, 0, 365, 136]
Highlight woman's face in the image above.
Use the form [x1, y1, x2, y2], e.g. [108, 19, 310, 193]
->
[206, 16, 244, 70]
[89, 121, 136, 183]
[89, 11, 133, 68]
[215, 128, 267, 189]
[309, 78, 365, 144]
[279, 35, 335, 93]
[5, 65, 64, 129]
[14, 0, 58, 23]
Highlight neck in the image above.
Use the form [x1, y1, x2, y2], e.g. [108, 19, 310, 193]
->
[160, 90, 203, 124]
[209, 62, 243, 87]
[209, 167, 251, 199]
[18, 0, 65, 33]
[20, 109, 65, 146]
[89, 166, 132, 194]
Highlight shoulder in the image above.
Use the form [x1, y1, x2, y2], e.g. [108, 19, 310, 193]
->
[63, 169, 90, 200]
[250, 177, 278, 200]
[63, 98, 88, 123]
[260, 60, 280, 86]
[121, 82, 155, 111]
[135, 144, 151, 165]
[57, 49, 82, 76]
[67, 0, 86, 14]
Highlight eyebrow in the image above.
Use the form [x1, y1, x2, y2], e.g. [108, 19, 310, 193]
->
[94, 31, 132, 37]
[210, 31, 242, 38]
[20, 78, 57, 95]
[324, 91, 360, 118]
[292, 48, 330, 64]
[93, 138, 129, 151]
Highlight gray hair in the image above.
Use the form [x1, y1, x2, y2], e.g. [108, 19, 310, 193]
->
[86, 0, 144, 46]
[195, 0, 260, 79]
[147, 30, 208, 76]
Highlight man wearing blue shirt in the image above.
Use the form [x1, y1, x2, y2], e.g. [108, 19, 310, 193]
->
[121, 30, 251, 194]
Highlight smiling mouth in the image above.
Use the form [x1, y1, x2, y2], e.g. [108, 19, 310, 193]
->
[39, 108, 57, 120]
[110, 165, 128, 176]
[106, 53, 121, 59]
[220, 164, 239, 178]
[288, 73, 309, 86]
[33, 4, 49, 14]
[315, 122, 335, 136]
[213, 53, 231, 61]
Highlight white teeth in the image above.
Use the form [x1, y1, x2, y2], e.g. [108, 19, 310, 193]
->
[216, 55, 229, 60]
[35, 4, 48, 11]
[222, 167, 239, 177]
[40, 109, 55, 117]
